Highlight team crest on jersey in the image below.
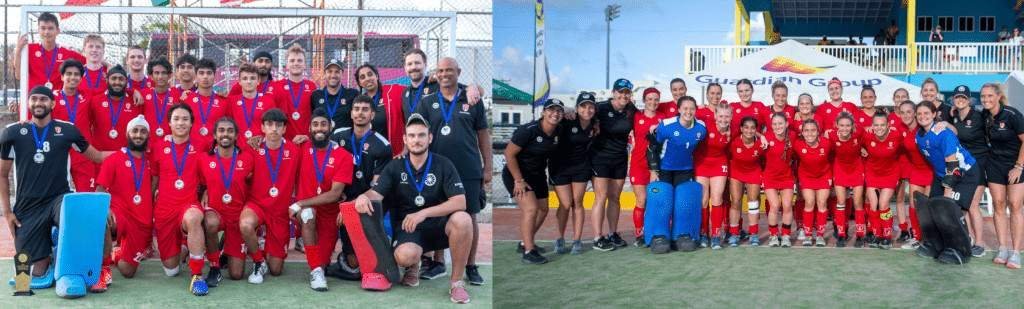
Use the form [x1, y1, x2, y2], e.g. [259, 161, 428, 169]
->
[819, 149, 825, 154]
[193, 97, 199, 103]
[146, 94, 152, 100]
[462, 104, 469, 112]
[1000, 122, 1006, 129]
[770, 141, 775, 147]
[338, 139, 346, 147]
[237, 100, 243, 106]
[284, 150, 290, 157]
[710, 133, 715, 138]
[754, 150, 759, 156]
[425, 173, 437, 186]
[536, 136, 543, 143]
[164, 147, 171, 154]
[319, 98, 324, 104]
[54, 126, 61, 134]
[125, 160, 131, 167]
[888, 142, 894, 148]
[871, 141, 876, 147]
[608, 112, 614, 117]
[401, 172, 408, 182]
[673, 131, 680, 137]
[736, 148, 742, 153]
[237, 160, 244, 168]
[802, 149, 807, 154]
[209, 162, 217, 169]
[259, 148, 265, 155]
[363, 143, 369, 151]
[639, 119, 645, 125]
[258, 101, 264, 108]
[329, 157, 335, 164]
[19, 128, 27, 135]
[734, 108, 740, 114]
[572, 127, 578, 134]
[35, 51, 41, 57]
[432, 102, 440, 109]
[102, 101, 108, 108]
[835, 142, 841, 146]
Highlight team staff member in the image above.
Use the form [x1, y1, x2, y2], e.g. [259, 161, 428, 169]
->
[13, 12, 86, 91]
[827, 115, 861, 247]
[588, 78, 636, 251]
[238, 109, 300, 284]
[197, 118, 254, 283]
[350, 113, 474, 304]
[356, 64, 406, 155]
[96, 116, 153, 289]
[401, 48, 437, 119]
[139, 57, 179, 141]
[550, 92, 598, 255]
[730, 79, 770, 134]
[0, 86, 108, 288]
[52, 59, 96, 193]
[816, 78, 859, 135]
[629, 87, 672, 246]
[149, 104, 211, 296]
[505, 99, 564, 264]
[794, 119, 833, 247]
[763, 112, 796, 247]
[921, 78, 952, 122]
[696, 104, 732, 249]
[656, 78, 687, 116]
[979, 83, 1024, 268]
[124, 45, 152, 92]
[897, 100, 933, 250]
[229, 63, 278, 148]
[727, 117, 764, 247]
[413, 57, 490, 285]
[276, 44, 316, 144]
[862, 113, 903, 249]
[311, 59, 359, 130]
[185, 58, 229, 152]
[949, 85, 990, 257]
[291, 109, 354, 291]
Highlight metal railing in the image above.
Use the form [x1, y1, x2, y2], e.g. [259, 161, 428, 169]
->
[685, 43, 1021, 74]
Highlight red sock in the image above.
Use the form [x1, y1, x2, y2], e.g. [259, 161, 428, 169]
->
[794, 200, 805, 225]
[855, 209, 867, 238]
[711, 205, 725, 237]
[815, 211, 828, 236]
[729, 224, 740, 236]
[909, 207, 922, 241]
[188, 255, 204, 276]
[700, 206, 710, 235]
[305, 244, 320, 270]
[782, 224, 792, 236]
[802, 209, 814, 235]
[834, 206, 847, 238]
[899, 222, 909, 233]
[769, 224, 779, 236]
[827, 196, 837, 213]
[633, 207, 645, 237]
[881, 209, 893, 239]
[207, 250, 221, 268]
[251, 249, 265, 263]
[748, 224, 759, 236]
[866, 208, 877, 235]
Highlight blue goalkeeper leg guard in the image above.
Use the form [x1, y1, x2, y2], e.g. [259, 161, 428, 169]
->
[672, 181, 703, 248]
[643, 182, 673, 247]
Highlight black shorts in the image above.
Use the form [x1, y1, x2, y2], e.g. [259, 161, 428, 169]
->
[462, 178, 484, 215]
[972, 154, 989, 186]
[986, 157, 1023, 186]
[930, 167, 980, 210]
[657, 170, 696, 186]
[549, 168, 591, 186]
[393, 215, 451, 252]
[13, 194, 65, 263]
[591, 157, 627, 180]
[502, 168, 549, 200]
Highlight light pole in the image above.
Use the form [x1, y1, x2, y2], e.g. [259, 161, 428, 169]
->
[605, 4, 620, 88]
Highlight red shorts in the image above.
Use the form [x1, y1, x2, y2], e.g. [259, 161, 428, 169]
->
[866, 171, 900, 189]
[908, 165, 934, 187]
[154, 203, 203, 261]
[799, 176, 832, 190]
[244, 203, 290, 259]
[833, 167, 864, 188]
[695, 160, 729, 178]
[205, 207, 245, 259]
[729, 172, 761, 185]
[763, 177, 795, 190]
[628, 160, 651, 185]
[70, 154, 95, 192]
[315, 206, 341, 265]
[899, 156, 912, 179]
[111, 202, 153, 267]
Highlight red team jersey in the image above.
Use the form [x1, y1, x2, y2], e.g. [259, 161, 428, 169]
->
[827, 131, 865, 187]
[790, 113, 826, 135]
[184, 91, 230, 152]
[247, 141, 300, 259]
[814, 101, 859, 134]
[794, 138, 833, 190]
[696, 106, 717, 127]
[629, 110, 672, 185]
[863, 131, 903, 189]
[25, 43, 85, 91]
[768, 104, 797, 120]
[695, 127, 731, 177]
[729, 101, 770, 134]
[656, 101, 679, 117]
[140, 88, 182, 141]
[126, 75, 153, 93]
[228, 92, 278, 145]
[728, 138, 763, 184]
[97, 150, 154, 266]
[149, 139, 203, 260]
[296, 142, 354, 202]
[199, 149, 255, 219]
[79, 66, 108, 96]
[900, 129, 934, 187]
[88, 92, 141, 151]
[276, 79, 316, 140]
[762, 132, 796, 189]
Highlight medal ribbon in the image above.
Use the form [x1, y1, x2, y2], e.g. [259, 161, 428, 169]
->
[437, 88, 462, 126]
[403, 153, 433, 197]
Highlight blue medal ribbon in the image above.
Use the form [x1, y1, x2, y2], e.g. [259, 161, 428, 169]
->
[403, 153, 433, 197]
[409, 82, 425, 112]
[312, 143, 334, 187]
[108, 95, 125, 133]
[31, 122, 51, 152]
[197, 92, 216, 125]
[153, 90, 171, 128]
[170, 142, 191, 179]
[126, 149, 145, 193]
[437, 88, 462, 126]
[61, 91, 79, 123]
[43, 45, 59, 83]
[288, 81, 303, 111]
[217, 148, 238, 197]
[241, 93, 261, 129]
[85, 69, 104, 90]
[322, 87, 342, 121]
[263, 143, 284, 186]
[350, 131, 370, 166]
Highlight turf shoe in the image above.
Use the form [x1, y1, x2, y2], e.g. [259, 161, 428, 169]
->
[835, 237, 847, 248]
[592, 237, 615, 252]
[801, 237, 813, 247]
[1007, 252, 1021, 269]
[420, 259, 446, 280]
[854, 237, 865, 248]
[450, 280, 471, 304]
[89, 267, 110, 293]
[634, 234, 647, 248]
[517, 242, 547, 254]
[710, 236, 723, 250]
[361, 272, 392, 291]
[466, 265, 484, 286]
[521, 250, 548, 264]
[727, 235, 739, 247]
[650, 236, 671, 254]
[570, 240, 583, 255]
[749, 235, 760, 247]
[900, 238, 920, 250]
[878, 238, 892, 250]
[699, 235, 710, 248]
[401, 264, 421, 287]
[205, 267, 223, 287]
[189, 275, 209, 296]
[768, 235, 780, 247]
[815, 236, 826, 247]
[248, 261, 267, 284]
[937, 248, 965, 265]
[780, 236, 792, 248]
[897, 230, 911, 242]
[554, 238, 568, 254]
[676, 235, 698, 252]
[609, 232, 628, 247]
[916, 241, 940, 259]
[294, 236, 305, 253]
[994, 248, 1010, 264]
[970, 245, 986, 258]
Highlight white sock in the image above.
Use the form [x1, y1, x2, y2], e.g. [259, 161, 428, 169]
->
[163, 265, 180, 277]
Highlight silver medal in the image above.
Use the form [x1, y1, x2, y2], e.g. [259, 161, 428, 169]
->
[174, 178, 185, 190]
[109, 129, 118, 139]
[33, 152, 45, 164]
[45, 82, 53, 89]
[200, 127, 209, 136]
[414, 195, 425, 206]
[269, 186, 279, 197]
[222, 193, 232, 204]
[441, 125, 451, 136]
[291, 112, 300, 120]
[245, 130, 253, 138]
[132, 194, 142, 205]
[355, 170, 364, 179]
[156, 128, 164, 136]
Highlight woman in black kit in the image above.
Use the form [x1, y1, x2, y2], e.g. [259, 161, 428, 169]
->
[979, 83, 1024, 269]
[948, 85, 989, 258]
[590, 78, 637, 251]
[550, 92, 599, 255]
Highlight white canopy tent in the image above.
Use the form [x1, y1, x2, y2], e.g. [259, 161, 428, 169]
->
[682, 40, 922, 107]
[1004, 71, 1024, 111]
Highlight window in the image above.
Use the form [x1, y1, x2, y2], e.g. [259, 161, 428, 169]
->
[980, 16, 996, 32]
[958, 16, 974, 32]
[501, 112, 510, 124]
[937, 16, 953, 31]
[513, 113, 522, 124]
[917, 16, 933, 32]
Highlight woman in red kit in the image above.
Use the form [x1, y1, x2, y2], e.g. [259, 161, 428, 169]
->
[794, 119, 833, 247]
[629, 87, 671, 245]
[896, 100, 934, 249]
[763, 112, 797, 247]
[769, 81, 796, 120]
[730, 79, 770, 134]
[854, 86, 880, 133]
[827, 114, 862, 248]
[696, 104, 732, 249]
[816, 77, 859, 135]
[862, 113, 903, 250]
[791, 94, 822, 133]
[696, 83, 725, 125]
[890, 88, 913, 242]
[727, 117, 765, 247]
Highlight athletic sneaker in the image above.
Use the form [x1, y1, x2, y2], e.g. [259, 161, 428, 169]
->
[867, 235, 880, 249]
[1006, 251, 1021, 269]
[450, 280, 471, 304]
[711, 237, 723, 250]
[102, 265, 113, 286]
[466, 265, 484, 286]
[515, 242, 547, 254]
[248, 261, 267, 284]
[554, 238, 568, 254]
[420, 259, 447, 280]
[609, 232, 628, 247]
[521, 250, 548, 264]
[361, 272, 392, 291]
[768, 235, 780, 247]
[897, 230, 911, 242]
[994, 249, 1011, 264]
[634, 234, 646, 247]
[878, 238, 892, 250]
[970, 245, 986, 258]
[749, 235, 760, 247]
[854, 237, 865, 248]
[89, 267, 110, 293]
[570, 240, 583, 255]
[835, 237, 847, 248]
[739, 230, 749, 241]
[190, 275, 209, 296]
[937, 248, 965, 265]
[650, 236, 671, 254]
[900, 238, 920, 250]
[780, 236, 792, 248]
[801, 237, 813, 247]
[815, 236, 826, 247]
[205, 267, 223, 287]
[310, 267, 328, 291]
[401, 264, 421, 287]
[676, 235, 698, 252]
[699, 235, 710, 248]
[916, 242, 939, 259]
[797, 229, 806, 241]
[727, 235, 739, 247]
[592, 237, 616, 251]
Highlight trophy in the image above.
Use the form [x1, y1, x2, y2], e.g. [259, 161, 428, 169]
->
[13, 251, 33, 296]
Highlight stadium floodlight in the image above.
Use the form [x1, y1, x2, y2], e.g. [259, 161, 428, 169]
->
[605, 4, 620, 88]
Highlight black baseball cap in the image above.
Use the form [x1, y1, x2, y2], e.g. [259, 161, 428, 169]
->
[576, 92, 596, 106]
[325, 58, 343, 70]
[543, 98, 565, 111]
[952, 85, 971, 98]
[612, 78, 633, 92]
[406, 113, 430, 127]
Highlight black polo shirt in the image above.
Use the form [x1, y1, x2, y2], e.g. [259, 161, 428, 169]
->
[950, 105, 989, 157]
[309, 86, 359, 130]
[551, 118, 595, 173]
[0, 120, 89, 203]
[934, 101, 953, 123]
[372, 152, 464, 219]
[983, 105, 1024, 161]
[415, 87, 489, 180]
[508, 121, 560, 177]
[331, 127, 392, 200]
[591, 100, 636, 164]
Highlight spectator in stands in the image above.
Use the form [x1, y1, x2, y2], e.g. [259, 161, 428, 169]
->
[818, 36, 829, 46]
[999, 26, 1011, 42]
[930, 25, 944, 42]
[847, 36, 856, 45]
[1011, 28, 1023, 45]
[886, 21, 899, 45]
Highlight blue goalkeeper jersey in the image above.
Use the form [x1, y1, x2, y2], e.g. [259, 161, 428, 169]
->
[654, 117, 707, 171]
[916, 123, 976, 178]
